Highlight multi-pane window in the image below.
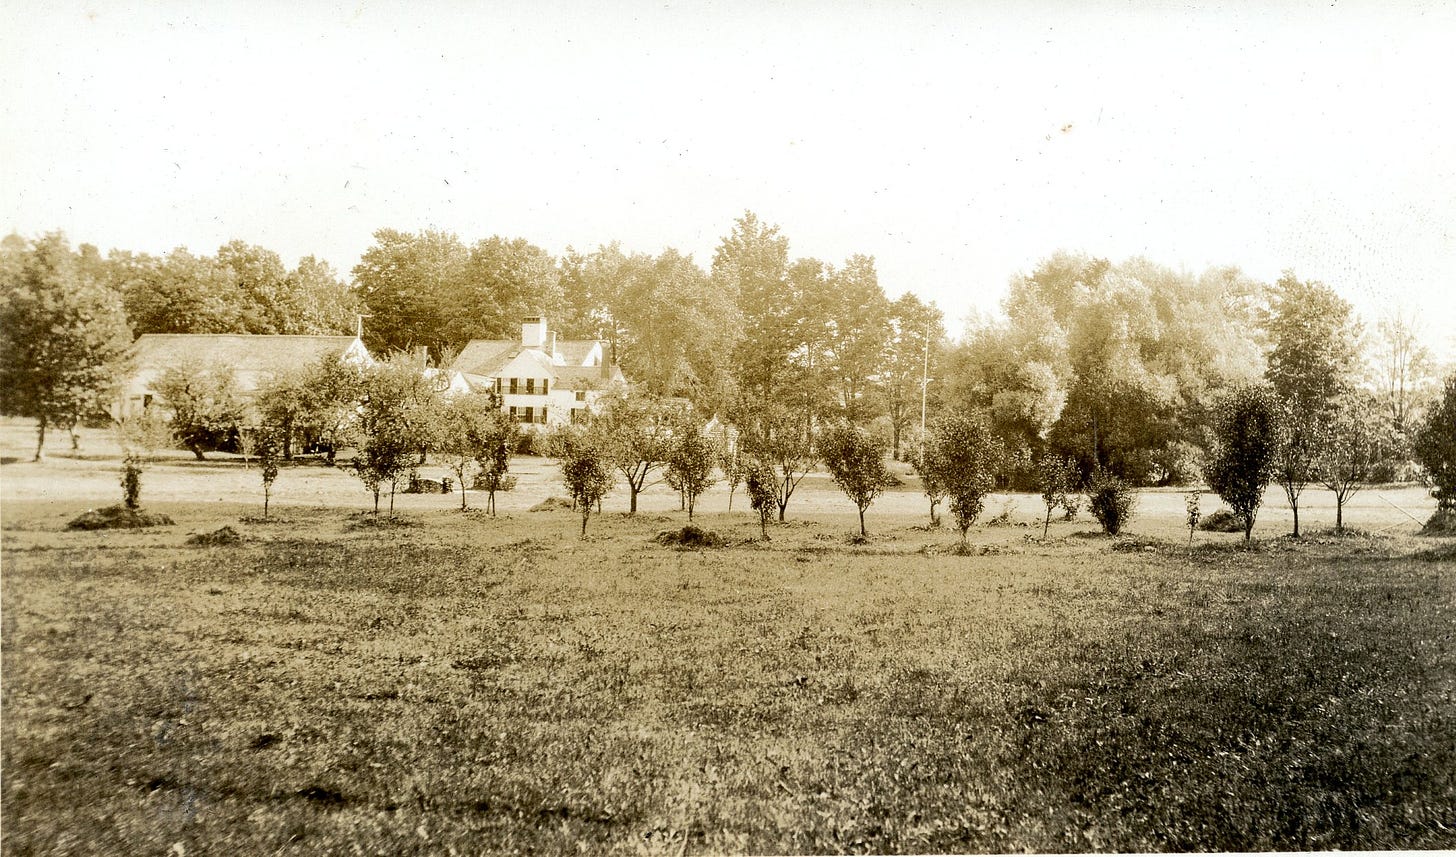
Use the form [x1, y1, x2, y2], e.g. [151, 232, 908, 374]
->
[508, 378, 519, 394]
[525, 378, 535, 394]
[574, 390, 586, 402]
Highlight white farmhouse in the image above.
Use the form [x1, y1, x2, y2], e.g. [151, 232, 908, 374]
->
[451, 317, 625, 428]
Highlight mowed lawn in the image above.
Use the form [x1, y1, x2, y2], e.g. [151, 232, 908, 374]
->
[4, 497, 1455, 854]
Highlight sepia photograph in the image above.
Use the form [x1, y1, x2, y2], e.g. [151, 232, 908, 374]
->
[2, 1, 1454, 853]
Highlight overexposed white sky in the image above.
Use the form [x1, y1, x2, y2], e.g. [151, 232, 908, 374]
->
[3, 1, 1454, 356]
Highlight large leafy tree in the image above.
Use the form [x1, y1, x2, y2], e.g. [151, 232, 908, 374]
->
[623, 250, 739, 411]
[883, 293, 946, 460]
[118, 247, 247, 335]
[713, 211, 791, 399]
[823, 255, 890, 424]
[353, 228, 470, 357]
[557, 242, 645, 345]
[285, 256, 359, 335]
[1262, 271, 1363, 533]
[216, 240, 290, 333]
[949, 253, 1264, 487]
[446, 236, 563, 345]
[1264, 271, 1363, 417]
[0, 232, 131, 460]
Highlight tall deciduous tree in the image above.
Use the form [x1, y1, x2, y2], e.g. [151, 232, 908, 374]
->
[823, 255, 891, 424]
[353, 228, 469, 357]
[120, 247, 247, 334]
[1262, 272, 1363, 532]
[713, 211, 790, 399]
[0, 232, 132, 460]
[1372, 312, 1434, 435]
[448, 236, 563, 344]
[615, 249, 738, 409]
[286, 256, 359, 335]
[884, 293, 946, 460]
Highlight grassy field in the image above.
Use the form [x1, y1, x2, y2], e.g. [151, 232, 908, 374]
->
[3, 421, 1455, 854]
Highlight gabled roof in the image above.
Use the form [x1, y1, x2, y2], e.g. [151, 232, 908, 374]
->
[453, 338, 607, 375]
[556, 339, 604, 366]
[130, 334, 366, 376]
[452, 340, 519, 377]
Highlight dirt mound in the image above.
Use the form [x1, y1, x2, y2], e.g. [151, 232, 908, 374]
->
[529, 497, 575, 512]
[187, 526, 242, 546]
[1198, 508, 1246, 532]
[1421, 509, 1456, 535]
[653, 525, 726, 548]
[66, 505, 173, 531]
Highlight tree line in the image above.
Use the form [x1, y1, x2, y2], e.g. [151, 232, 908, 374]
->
[2, 214, 1454, 535]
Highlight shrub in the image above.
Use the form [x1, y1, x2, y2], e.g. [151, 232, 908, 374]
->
[921, 411, 1001, 546]
[1205, 383, 1281, 541]
[1088, 470, 1137, 535]
[1413, 374, 1456, 512]
[744, 458, 778, 541]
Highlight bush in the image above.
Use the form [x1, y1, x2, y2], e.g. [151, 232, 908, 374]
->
[1199, 508, 1247, 533]
[1088, 470, 1137, 535]
[1421, 509, 1456, 535]
[1413, 374, 1456, 512]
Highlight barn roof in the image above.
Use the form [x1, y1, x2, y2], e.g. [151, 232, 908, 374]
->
[130, 334, 366, 377]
